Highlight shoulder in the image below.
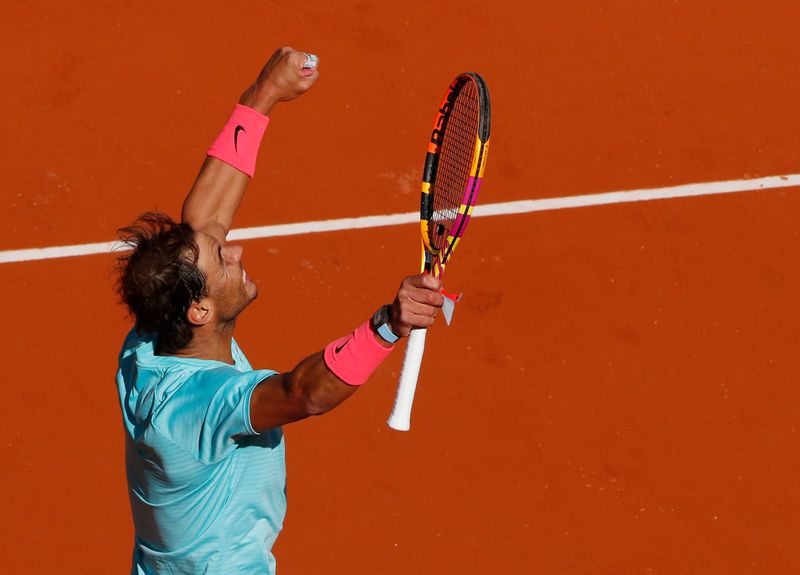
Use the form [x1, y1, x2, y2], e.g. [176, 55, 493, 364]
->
[119, 327, 156, 361]
[186, 365, 277, 405]
[155, 365, 278, 460]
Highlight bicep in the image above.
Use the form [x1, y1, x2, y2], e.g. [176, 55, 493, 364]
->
[249, 372, 312, 431]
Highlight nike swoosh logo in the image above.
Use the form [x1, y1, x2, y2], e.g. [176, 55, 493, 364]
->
[334, 336, 353, 354]
[234, 125, 246, 153]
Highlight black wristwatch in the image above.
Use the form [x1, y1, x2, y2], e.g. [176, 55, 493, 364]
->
[372, 305, 400, 344]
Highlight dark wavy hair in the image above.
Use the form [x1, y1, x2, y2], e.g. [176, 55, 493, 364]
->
[116, 212, 208, 354]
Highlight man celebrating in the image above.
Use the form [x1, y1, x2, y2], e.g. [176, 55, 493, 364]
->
[115, 47, 443, 574]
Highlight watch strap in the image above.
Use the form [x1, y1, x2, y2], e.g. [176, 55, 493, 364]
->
[373, 305, 400, 343]
[377, 320, 400, 344]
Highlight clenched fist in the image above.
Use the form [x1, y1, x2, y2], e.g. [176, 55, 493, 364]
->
[239, 47, 319, 115]
[388, 274, 445, 337]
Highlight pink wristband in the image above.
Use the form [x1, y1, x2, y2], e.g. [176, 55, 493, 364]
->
[207, 104, 270, 177]
[324, 319, 395, 386]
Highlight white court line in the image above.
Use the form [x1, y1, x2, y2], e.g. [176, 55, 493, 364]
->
[1, 173, 799, 265]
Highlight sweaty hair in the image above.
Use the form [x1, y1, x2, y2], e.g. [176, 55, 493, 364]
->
[116, 212, 208, 354]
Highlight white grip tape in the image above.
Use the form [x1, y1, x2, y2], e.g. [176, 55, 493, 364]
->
[387, 328, 428, 431]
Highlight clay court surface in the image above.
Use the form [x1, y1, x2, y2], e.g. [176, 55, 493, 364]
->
[3, 1, 800, 573]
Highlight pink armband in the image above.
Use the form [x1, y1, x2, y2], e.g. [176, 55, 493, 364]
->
[324, 319, 395, 386]
[207, 104, 270, 177]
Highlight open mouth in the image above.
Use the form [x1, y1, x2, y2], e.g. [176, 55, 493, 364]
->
[242, 269, 247, 285]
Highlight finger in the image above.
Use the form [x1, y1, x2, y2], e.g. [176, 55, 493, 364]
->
[400, 298, 440, 318]
[392, 310, 437, 335]
[403, 285, 444, 308]
[299, 52, 319, 77]
[407, 273, 442, 292]
[300, 67, 319, 81]
[401, 310, 438, 329]
[287, 49, 316, 71]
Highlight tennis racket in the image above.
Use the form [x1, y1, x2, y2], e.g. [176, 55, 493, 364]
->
[387, 72, 491, 431]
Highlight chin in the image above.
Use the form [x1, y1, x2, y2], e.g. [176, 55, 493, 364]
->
[245, 283, 259, 302]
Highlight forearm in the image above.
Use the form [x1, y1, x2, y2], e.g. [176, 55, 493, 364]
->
[249, 317, 397, 431]
[181, 92, 274, 238]
[181, 47, 316, 239]
[248, 276, 443, 431]
[248, 351, 361, 432]
[290, 351, 362, 416]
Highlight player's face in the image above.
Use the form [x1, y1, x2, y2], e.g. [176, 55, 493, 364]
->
[194, 231, 258, 322]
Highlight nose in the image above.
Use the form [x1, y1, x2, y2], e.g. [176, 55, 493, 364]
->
[223, 245, 243, 263]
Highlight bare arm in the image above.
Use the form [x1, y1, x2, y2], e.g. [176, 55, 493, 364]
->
[181, 48, 318, 242]
[249, 273, 445, 431]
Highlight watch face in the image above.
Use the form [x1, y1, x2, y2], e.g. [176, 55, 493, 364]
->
[374, 305, 389, 328]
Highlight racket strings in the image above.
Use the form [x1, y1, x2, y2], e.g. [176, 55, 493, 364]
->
[430, 81, 480, 253]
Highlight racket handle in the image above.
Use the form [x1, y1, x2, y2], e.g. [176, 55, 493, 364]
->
[387, 328, 428, 431]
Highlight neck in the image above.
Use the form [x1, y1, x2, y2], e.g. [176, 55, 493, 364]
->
[170, 321, 236, 364]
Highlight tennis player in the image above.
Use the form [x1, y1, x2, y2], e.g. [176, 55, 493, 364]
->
[114, 47, 443, 574]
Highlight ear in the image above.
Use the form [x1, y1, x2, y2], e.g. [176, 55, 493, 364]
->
[186, 300, 212, 327]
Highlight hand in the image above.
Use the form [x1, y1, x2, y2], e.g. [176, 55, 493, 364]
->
[239, 47, 319, 115]
[389, 274, 445, 337]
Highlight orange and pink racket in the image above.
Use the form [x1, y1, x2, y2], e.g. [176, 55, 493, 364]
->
[388, 72, 491, 431]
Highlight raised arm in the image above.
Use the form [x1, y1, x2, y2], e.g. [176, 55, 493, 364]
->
[181, 48, 318, 242]
[249, 274, 445, 431]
